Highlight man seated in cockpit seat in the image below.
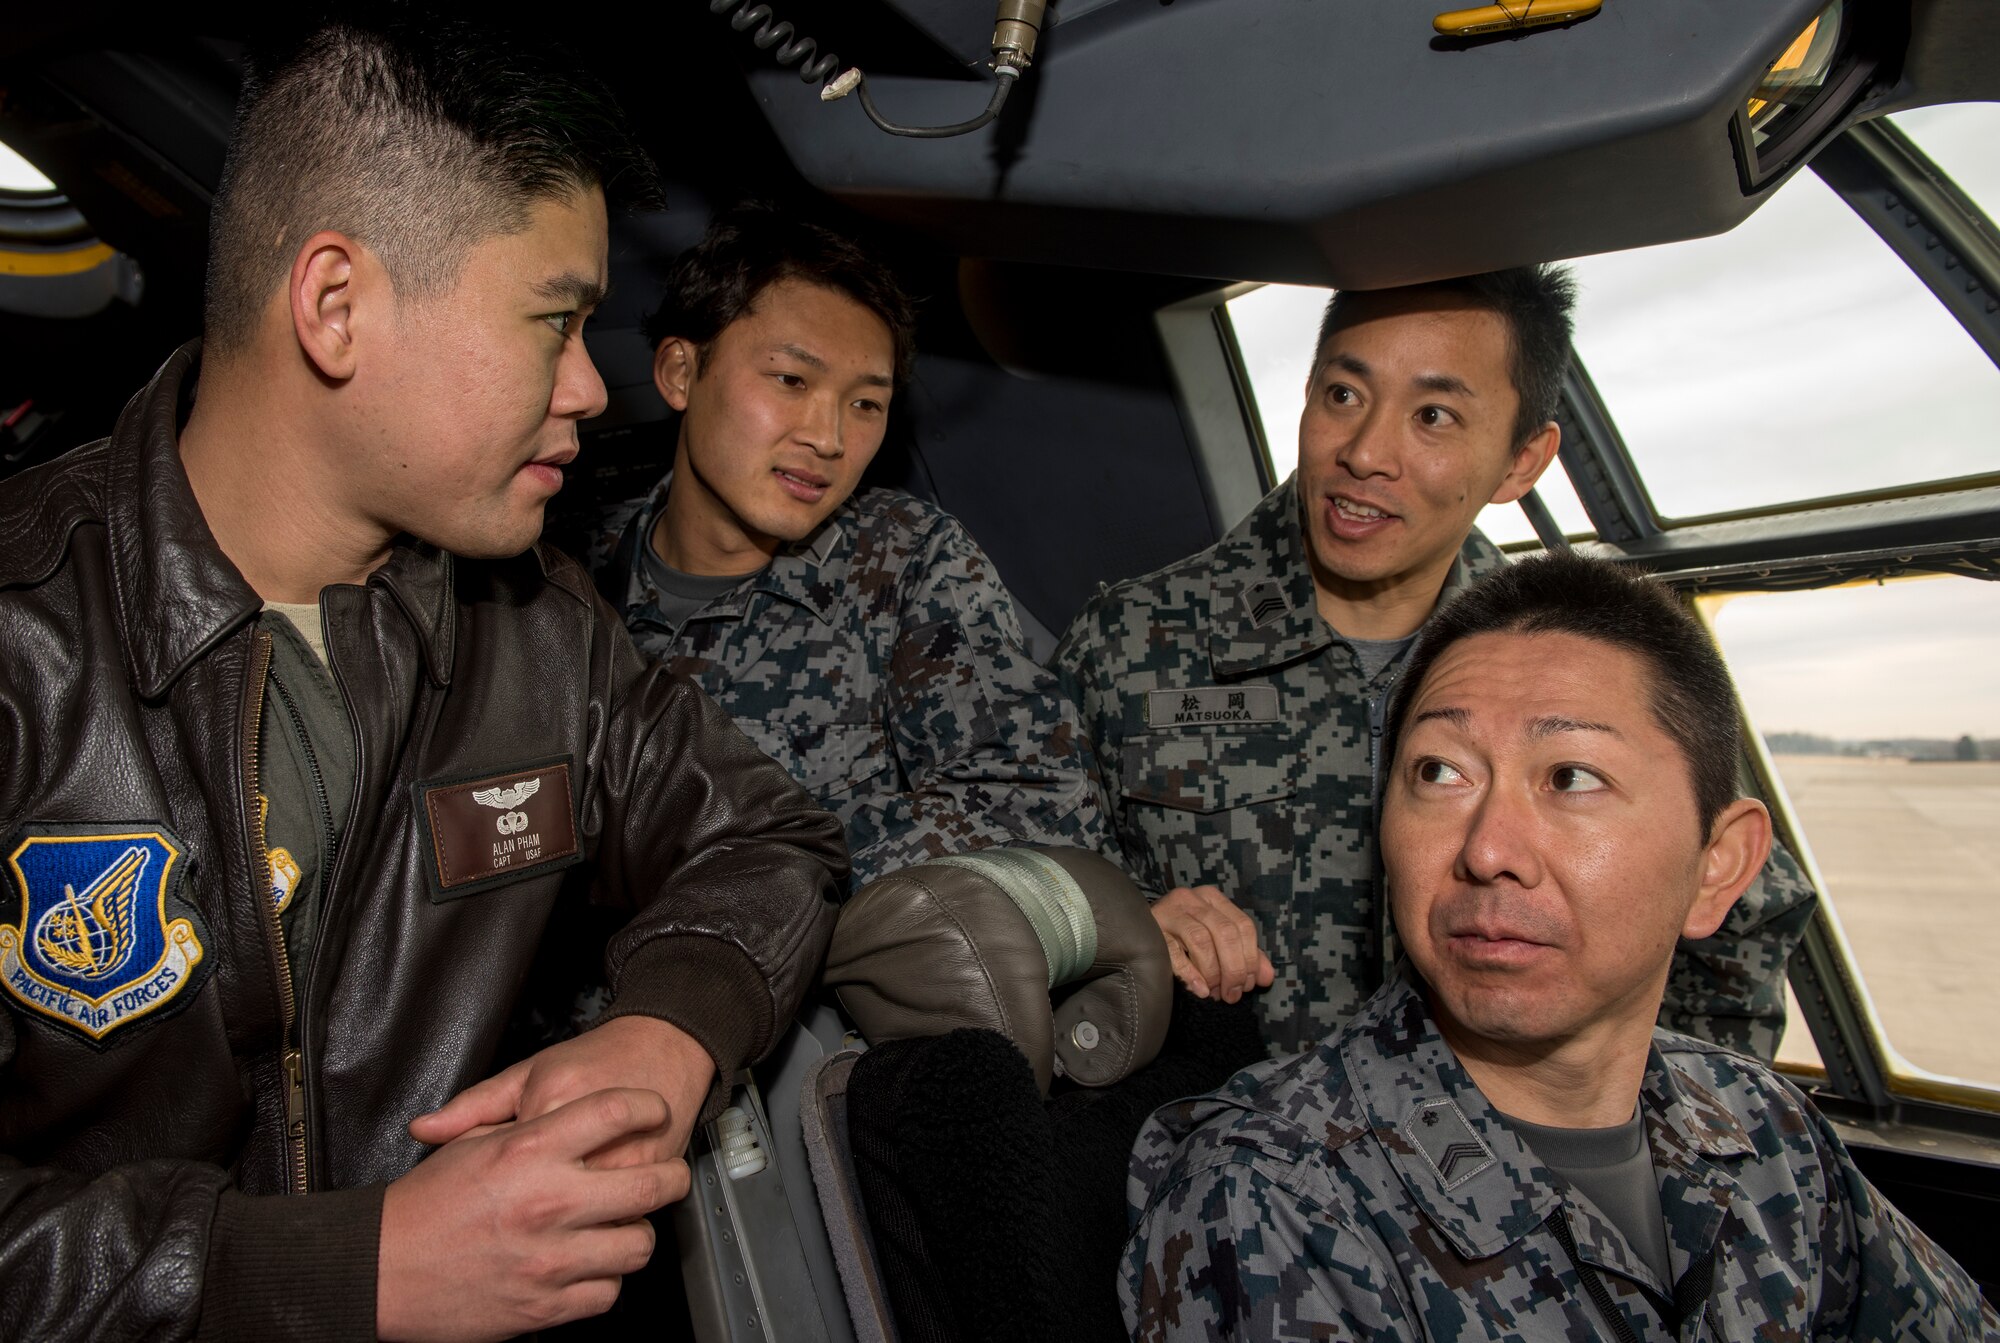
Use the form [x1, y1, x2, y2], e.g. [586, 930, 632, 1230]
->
[1123, 553, 1997, 1342]
[591, 202, 1108, 888]
[1053, 265, 1817, 1060]
[0, 19, 846, 1342]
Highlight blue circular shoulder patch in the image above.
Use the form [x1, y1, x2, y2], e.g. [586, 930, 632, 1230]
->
[1, 825, 207, 1043]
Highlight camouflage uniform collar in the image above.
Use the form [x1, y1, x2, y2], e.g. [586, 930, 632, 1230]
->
[1437, 525, 1506, 608]
[747, 505, 845, 623]
[1206, 477, 1509, 679]
[1444, 525, 1509, 596]
[627, 471, 848, 625]
[1642, 1038, 1756, 1162]
[1343, 970, 1562, 1260]
[1344, 969, 1754, 1266]
[1206, 477, 1333, 677]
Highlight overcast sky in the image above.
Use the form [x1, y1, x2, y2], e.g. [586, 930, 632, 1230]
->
[1710, 579, 2000, 741]
[1230, 104, 2000, 740]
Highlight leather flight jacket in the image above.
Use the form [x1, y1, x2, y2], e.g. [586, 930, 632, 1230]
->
[0, 344, 848, 1340]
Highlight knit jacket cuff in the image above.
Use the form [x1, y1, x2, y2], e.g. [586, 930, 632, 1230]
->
[198, 1184, 382, 1341]
[600, 934, 773, 1122]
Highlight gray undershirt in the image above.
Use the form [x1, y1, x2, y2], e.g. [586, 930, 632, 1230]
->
[642, 533, 762, 629]
[1346, 633, 1417, 684]
[1502, 1106, 1675, 1290]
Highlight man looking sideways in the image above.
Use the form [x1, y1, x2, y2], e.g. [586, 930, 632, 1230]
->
[1054, 268, 1815, 1057]
[594, 204, 1106, 888]
[1124, 553, 1995, 1340]
[0, 20, 844, 1342]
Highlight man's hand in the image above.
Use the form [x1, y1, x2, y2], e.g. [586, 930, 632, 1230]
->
[1152, 885, 1274, 1003]
[377, 1088, 689, 1342]
[411, 1015, 718, 1170]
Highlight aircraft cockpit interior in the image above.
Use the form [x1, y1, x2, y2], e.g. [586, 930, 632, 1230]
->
[2, 1, 1997, 1339]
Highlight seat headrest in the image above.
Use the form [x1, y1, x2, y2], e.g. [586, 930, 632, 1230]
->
[824, 847, 1172, 1095]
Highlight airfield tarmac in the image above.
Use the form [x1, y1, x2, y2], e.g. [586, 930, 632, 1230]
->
[1769, 755, 2000, 1085]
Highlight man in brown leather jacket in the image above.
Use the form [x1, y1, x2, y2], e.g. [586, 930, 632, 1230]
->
[0, 18, 846, 1342]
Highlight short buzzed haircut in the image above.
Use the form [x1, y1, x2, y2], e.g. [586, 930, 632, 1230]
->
[1315, 265, 1578, 449]
[204, 16, 658, 354]
[1384, 552, 1743, 839]
[644, 202, 918, 384]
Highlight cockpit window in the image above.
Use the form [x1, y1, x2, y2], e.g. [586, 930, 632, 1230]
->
[1705, 577, 2000, 1091]
[0, 139, 143, 320]
[1226, 117, 2000, 535]
[1566, 164, 2000, 522]
[1890, 102, 2000, 224]
[0, 139, 55, 193]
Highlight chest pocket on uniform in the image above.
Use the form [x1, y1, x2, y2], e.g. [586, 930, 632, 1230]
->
[1118, 732, 1296, 897]
[1121, 733, 1296, 813]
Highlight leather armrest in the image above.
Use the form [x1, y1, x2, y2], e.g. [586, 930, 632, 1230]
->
[825, 847, 1172, 1095]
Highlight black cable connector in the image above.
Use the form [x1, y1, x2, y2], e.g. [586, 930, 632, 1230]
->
[853, 68, 1018, 140]
[712, 0, 1028, 141]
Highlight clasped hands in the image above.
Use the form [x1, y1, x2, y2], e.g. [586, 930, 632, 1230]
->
[377, 1013, 716, 1342]
[1152, 883, 1275, 1004]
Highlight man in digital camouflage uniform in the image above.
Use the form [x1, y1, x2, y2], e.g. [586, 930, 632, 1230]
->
[1052, 267, 1815, 1057]
[594, 205, 1105, 887]
[1124, 553, 1995, 1341]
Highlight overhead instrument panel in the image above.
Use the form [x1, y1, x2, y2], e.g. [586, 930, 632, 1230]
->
[719, 0, 1966, 288]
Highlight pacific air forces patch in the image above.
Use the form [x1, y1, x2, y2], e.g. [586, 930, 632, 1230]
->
[1, 824, 208, 1043]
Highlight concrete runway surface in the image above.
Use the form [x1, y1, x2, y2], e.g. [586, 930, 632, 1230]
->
[1770, 755, 2000, 1085]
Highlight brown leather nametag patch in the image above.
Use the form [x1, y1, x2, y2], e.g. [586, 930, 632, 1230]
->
[416, 758, 581, 900]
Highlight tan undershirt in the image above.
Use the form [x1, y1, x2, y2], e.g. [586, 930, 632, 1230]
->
[264, 599, 328, 666]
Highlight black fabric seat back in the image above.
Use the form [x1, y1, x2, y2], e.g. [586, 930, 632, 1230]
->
[831, 991, 1265, 1343]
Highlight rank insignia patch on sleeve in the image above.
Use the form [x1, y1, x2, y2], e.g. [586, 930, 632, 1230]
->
[1, 825, 208, 1042]
[1242, 578, 1290, 629]
[1403, 1097, 1496, 1190]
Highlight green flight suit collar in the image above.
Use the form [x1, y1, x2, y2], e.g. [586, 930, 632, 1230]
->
[1345, 967, 1755, 1276]
[1205, 475, 1502, 679]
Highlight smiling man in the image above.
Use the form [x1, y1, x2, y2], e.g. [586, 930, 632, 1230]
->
[592, 204, 1105, 888]
[0, 21, 845, 1342]
[1123, 553, 1996, 1341]
[1054, 269, 1815, 1058]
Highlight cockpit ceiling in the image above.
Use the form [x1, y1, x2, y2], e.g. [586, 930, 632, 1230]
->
[1, 1, 1992, 296]
[741, 0, 1993, 288]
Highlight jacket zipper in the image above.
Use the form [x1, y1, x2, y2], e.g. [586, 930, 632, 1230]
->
[244, 629, 309, 1194]
[1366, 692, 1385, 798]
[1366, 690, 1391, 976]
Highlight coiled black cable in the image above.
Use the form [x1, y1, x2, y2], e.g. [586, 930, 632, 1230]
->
[710, 0, 1018, 139]
[709, 0, 841, 85]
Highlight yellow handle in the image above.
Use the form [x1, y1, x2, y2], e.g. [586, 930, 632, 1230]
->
[1433, 0, 1603, 37]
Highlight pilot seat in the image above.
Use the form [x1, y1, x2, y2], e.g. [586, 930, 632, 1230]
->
[665, 845, 1264, 1343]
